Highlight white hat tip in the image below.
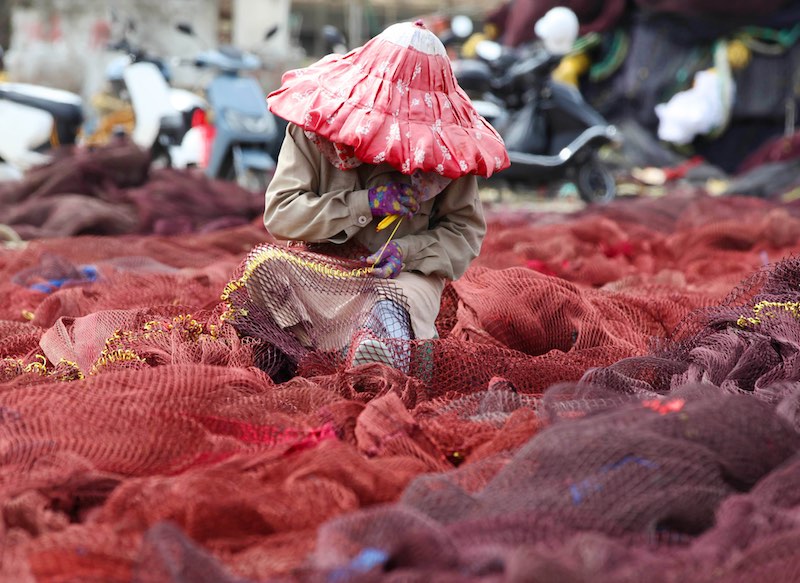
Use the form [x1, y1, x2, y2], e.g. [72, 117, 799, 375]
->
[378, 21, 447, 56]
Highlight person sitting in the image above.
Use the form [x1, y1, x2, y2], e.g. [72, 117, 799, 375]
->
[255, 19, 509, 370]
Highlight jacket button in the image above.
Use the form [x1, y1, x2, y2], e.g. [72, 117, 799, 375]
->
[357, 216, 369, 225]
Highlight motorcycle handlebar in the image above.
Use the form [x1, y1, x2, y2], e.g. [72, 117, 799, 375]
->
[107, 39, 131, 52]
[106, 39, 153, 64]
[492, 52, 559, 92]
[172, 56, 205, 68]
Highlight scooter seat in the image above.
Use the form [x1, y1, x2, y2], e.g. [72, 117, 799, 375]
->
[159, 112, 184, 132]
[157, 112, 187, 145]
[451, 59, 493, 94]
[0, 83, 83, 127]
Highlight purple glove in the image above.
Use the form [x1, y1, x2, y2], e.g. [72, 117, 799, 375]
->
[366, 242, 403, 279]
[368, 182, 420, 219]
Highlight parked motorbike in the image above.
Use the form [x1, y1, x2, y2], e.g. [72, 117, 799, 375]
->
[169, 24, 284, 193]
[453, 9, 619, 203]
[88, 21, 207, 165]
[0, 81, 83, 171]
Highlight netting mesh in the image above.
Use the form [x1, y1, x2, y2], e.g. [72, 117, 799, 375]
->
[221, 242, 413, 380]
[0, 142, 265, 241]
[2, 185, 800, 580]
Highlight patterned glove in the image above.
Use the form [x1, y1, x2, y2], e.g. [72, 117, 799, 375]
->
[367, 182, 420, 219]
[366, 242, 403, 279]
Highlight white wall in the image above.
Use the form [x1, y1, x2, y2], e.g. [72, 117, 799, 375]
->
[232, 0, 290, 56]
[231, 0, 307, 93]
[6, 0, 218, 100]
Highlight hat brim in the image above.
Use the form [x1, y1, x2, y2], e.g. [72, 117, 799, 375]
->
[268, 36, 510, 179]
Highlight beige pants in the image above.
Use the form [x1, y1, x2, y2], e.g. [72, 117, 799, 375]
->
[392, 272, 445, 339]
[245, 258, 445, 350]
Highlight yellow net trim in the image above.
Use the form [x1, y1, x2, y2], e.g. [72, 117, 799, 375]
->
[91, 314, 220, 373]
[220, 245, 374, 321]
[141, 314, 214, 341]
[1, 355, 84, 381]
[89, 348, 146, 375]
[737, 301, 800, 327]
[1, 314, 218, 381]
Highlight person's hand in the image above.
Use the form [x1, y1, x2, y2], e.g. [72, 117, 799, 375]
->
[366, 242, 403, 279]
[367, 182, 420, 219]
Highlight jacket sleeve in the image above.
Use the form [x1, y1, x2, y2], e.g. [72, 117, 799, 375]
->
[263, 123, 373, 243]
[395, 175, 486, 280]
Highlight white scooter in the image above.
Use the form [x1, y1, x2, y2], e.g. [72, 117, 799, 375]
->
[0, 82, 84, 175]
[120, 61, 201, 165]
[102, 28, 207, 165]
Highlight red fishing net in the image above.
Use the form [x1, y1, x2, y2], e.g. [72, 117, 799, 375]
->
[0, 142, 264, 240]
[1, 179, 800, 581]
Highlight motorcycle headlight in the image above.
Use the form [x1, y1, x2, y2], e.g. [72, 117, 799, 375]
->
[223, 109, 275, 135]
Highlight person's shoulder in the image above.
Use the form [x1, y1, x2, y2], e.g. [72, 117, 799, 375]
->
[285, 123, 320, 156]
[286, 122, 304, 139]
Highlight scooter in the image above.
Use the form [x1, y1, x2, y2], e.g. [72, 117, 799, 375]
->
[169, 24, 283, 193]
[0, 82, 84, 172]
[88, 22, 207, 165]
[454, 9, 619, 204]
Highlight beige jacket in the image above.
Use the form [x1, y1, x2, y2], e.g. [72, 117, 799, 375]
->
[264, 123, 486, 280]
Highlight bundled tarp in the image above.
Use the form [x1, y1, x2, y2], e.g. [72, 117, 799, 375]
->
[581, 7, 800, 173]
[486, 0, 629, 47]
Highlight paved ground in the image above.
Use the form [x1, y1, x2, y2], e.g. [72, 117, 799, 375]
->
[479, 181, 587, 214]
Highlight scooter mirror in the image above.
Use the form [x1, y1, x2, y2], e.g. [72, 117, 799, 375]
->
[475, 39, 503, 62]
[322, 25, 347, 54]
[323, 26, 344, 45]
[265, 25, 279, 40]
[450, 15, 474, 39]
[175, 22, 195, 36]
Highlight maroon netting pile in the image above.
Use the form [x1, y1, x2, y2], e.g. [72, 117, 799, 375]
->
[2, 185, 800, 581]
[0, 143, 264, 239]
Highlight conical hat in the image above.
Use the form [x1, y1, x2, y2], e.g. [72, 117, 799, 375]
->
[268, 20, 510, 179]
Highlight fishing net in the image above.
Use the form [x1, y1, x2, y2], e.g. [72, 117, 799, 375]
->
[220, 242, 413, 381]
[1, 190, 800, 581]
[305, 256, 800, 581]
[0, 142, 264, 240]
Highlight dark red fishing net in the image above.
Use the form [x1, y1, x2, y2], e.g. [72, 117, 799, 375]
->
[1, 182, 800, 581]
[0, 142, 264, 239]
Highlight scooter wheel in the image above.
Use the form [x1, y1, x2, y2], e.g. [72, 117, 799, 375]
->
[576, 158, 616, 205]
